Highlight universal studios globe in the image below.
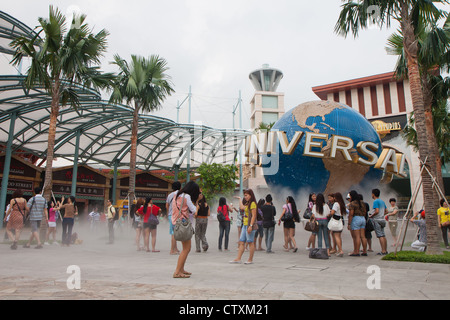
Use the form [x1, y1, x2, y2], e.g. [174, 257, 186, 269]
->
[261, 100, 383, 195]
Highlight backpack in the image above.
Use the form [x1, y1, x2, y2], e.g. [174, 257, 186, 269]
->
[112, 206, 119, 220]
[282, 205, 293, 221]
[217, 205, 227, 223]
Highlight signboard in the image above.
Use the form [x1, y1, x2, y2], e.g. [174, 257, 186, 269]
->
[53, 166, 107, 185]
[120, 190, 167, 201]
[120, 172, 169, 189]
[53, 184, 105, 197]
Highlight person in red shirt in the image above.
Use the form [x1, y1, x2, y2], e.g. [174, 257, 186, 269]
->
[137, 197, 161, 252]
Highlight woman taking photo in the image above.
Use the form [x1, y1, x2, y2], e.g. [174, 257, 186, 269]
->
[172, 181, 200, 278]
[278, 196, 299, 253]
[347, 190, 368, 256]
[230, 189, 258, 264]
[56, 196, 78, 247]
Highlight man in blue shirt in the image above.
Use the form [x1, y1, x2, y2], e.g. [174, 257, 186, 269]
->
[24, 187, 48, 249]
[370, 188, 388, 255]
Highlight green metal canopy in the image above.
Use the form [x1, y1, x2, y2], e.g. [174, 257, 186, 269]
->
[0, 11, 39, 55]
[0, 10, 251, 171]
[0, 75, 250, 171]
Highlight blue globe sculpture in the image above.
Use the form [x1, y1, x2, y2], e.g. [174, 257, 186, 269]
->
[262, 100, 383, 195]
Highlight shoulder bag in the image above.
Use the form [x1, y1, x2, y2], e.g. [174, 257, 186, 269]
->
[303, 207, 312, 220]
[148, 205, 159, 226]
[173, 195, 194, 242]
[328, 215, 343, 232]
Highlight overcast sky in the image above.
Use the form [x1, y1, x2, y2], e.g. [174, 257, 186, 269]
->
[2, 0, 403, 129]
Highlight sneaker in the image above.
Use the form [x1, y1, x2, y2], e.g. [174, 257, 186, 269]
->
[44, 242, 50, 246]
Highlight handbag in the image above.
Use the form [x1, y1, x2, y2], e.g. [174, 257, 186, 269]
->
[309, 248, 329, 259]
[304, 218, 319, 232]
[148, 205, 159, 226]
[366, 218, 375, 232]
[303, 207, 312, 220]
[328, 215, 343, 232]
[173, 195, 194, 242]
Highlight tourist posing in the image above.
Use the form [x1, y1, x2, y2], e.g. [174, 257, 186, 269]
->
[386, 198, 399, 247]
[230, 189, 258, 264]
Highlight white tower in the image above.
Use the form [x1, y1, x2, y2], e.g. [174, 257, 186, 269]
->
[245, 64, 285, 192]
[249, 64, 285, 131]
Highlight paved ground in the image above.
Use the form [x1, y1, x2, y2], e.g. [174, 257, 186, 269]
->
[0, 218, 449, 302]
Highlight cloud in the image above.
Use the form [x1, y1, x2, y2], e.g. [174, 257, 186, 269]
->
[1, 0, 401, 129]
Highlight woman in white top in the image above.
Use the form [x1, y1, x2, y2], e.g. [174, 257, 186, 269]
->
[329, 193, 347, 257]
[311, 193, 331, 256]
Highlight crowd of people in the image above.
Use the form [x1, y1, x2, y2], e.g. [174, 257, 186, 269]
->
[3, 182, 449, 279]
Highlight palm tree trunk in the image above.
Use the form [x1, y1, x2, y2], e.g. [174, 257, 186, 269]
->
[422, 73, 446, 195]
[41, 78, 60, 240]
[128, 104, 139, 201]
[401, 3, 442, 255]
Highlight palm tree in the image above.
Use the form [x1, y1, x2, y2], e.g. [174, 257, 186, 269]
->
[386, 13, 450, 195]
[335, 0, 449, 254]
[109, 54, 174, 199]
[10, 6, 113, 200]
[255, 121, 275, 133]
[403, 100, 450, 169]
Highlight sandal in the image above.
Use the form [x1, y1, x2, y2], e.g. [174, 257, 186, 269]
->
[183, 271, 192, 275]
[173, 273, 190, 278]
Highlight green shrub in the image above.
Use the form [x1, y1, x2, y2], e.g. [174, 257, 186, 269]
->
[382, 251, 450, 264]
